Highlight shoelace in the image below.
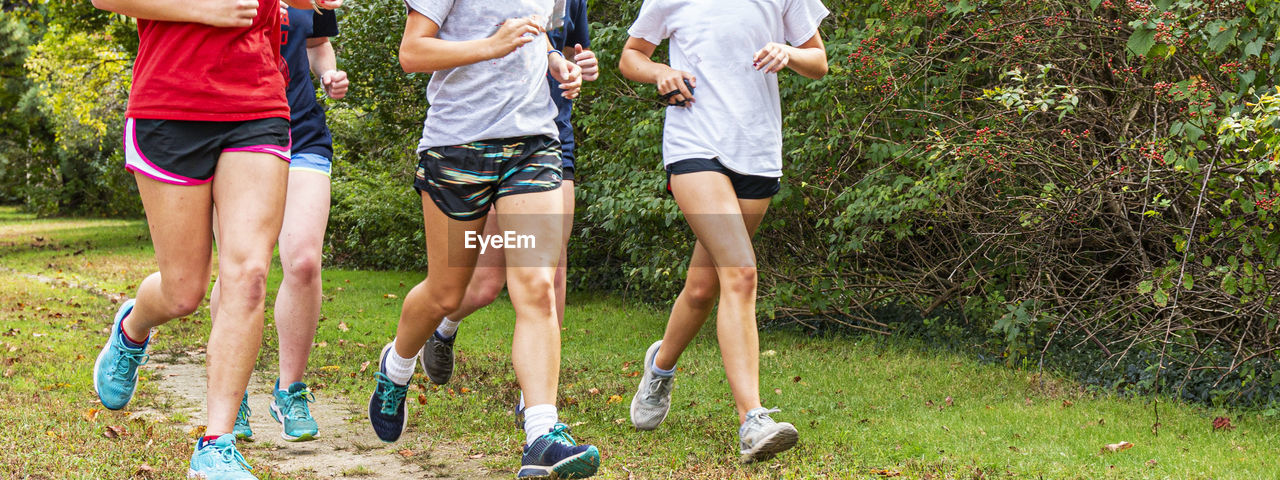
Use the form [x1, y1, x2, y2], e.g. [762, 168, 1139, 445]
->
[207, 442, 253, 472]
[283, 389, 316, 419]
[546, 423, 578, 446]
[374, 372, 407, 416]
[113, 350, 149, 379]
[747, 408, 782, 427]
[644, 374, 673, 402]
[430, 339, 451, 364]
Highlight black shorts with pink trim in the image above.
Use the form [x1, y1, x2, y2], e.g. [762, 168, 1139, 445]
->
[124, 117, 291, 186]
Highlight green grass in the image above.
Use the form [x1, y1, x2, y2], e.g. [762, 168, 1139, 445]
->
[1, 206, 1278, 479]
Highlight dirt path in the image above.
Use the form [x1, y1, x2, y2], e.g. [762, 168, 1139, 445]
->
[143, 354, 504, 479]
[8, 267, 503, 480]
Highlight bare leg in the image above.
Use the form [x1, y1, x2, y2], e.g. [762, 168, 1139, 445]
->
[666, 172, 771, 423]
[554, 180, 574, 326]
[274, 171, 331, 385]
[497, 188, 565, 408]
[205, 151, 289, 436]
[123, 178, 215, 340]
[442, 209, 507, 323]
[393, 193, 485, 360]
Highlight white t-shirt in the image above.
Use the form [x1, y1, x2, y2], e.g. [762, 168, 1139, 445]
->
[628, 0, 828, 177]
[407, 0, 562, 151]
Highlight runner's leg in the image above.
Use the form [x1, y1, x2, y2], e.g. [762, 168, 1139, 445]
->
[394, 193, 485, 359]
[496, 188, 565, 409]
[443, 209, 507, 322]
[668, 171, 770, 422]
[553, 179, 574, 325]
[274, 170, 331, 385]
[205, 150, 289, 436]
[123, 178, 215, 339]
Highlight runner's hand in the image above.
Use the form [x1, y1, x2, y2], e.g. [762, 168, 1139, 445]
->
[205, 0, 260, 28]
[489, 17, 545, 59]
[322, 70, 348, 99]
[656, 68, 695, 106]
[551, 54, 582, 99]
[573, 44, 599, 82]
[753, 42, 790, 73]
[315, 0, 342, 8]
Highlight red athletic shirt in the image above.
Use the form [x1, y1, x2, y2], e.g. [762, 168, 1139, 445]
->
[125, 0, 289, 121]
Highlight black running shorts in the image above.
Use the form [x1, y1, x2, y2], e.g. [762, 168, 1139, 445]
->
[414, 136, 564, 221]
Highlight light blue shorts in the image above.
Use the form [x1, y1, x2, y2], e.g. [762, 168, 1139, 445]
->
[290, 152, 332, 176]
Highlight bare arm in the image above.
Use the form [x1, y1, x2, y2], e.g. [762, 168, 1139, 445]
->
[399, 10, 543, 73]
[307, 37, 337, 77]
[752, 31, 828, 79]
[619, 36, 695, 106]
[91, 0, 259, 27]
[92, 0, 325, 27]
[306, 38, 348, 99]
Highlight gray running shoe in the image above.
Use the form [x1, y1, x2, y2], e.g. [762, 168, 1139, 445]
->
[418, 332, 455, 385]
[738, 407, 798, 463]
[629, 340, 674, 431]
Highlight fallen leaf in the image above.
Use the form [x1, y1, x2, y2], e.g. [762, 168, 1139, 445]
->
[469, 453, 484, 459]
[338, 322, 350, 332]
[133, 464, 155, 477]
[460, 387, 471, 394]
[1062, 399, 1074, 409]
[1101, 441, 1134, 453]
[774, 388, 782, 395]
[104, 425, 127, 439]
[945, 396, 954, 407]
[762, 350, 777, 357]
[384, 294, 398, 299]
[189, 425, 206, 438]
[417, 394, 428, 405]
[1212, 417, 1234, 432]
[1145, 459, 1158, 468]
[397, 449, 415, 458]
[870, 469, 901, 477]
[320, 365, 340, 371]
[83, 408, 101, 422]
[793, 376, 801, 383]
[607, 395, 623, 404]
[588, 387, 600, 395]
[359, 361, 371, 373]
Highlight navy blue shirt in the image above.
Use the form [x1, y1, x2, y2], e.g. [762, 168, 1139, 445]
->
[282, 7, 339, 158]
[547, 0, 590, 170]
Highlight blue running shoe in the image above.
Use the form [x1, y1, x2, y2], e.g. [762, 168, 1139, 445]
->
[188, 433, 256, 479]
[93, 299, 148, 410]
[270, 380, 318, 442]
[517, 423, 600, 479]
[233, 391, 253, 440]
[368, 343, 409, 443]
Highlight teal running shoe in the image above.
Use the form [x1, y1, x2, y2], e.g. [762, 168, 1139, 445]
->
[93, 299, 148, 410]
[233, 391, 253, 441]
[188, 433, 256, 479]
[270, 380, 318, 442]
[517, 423, 600, 479]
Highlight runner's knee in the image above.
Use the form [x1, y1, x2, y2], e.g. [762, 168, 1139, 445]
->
[719, 265, 758, 298]
[682, 276, 720, 309]
[220, 263, 271, 306]
[282, 249, 322, 285]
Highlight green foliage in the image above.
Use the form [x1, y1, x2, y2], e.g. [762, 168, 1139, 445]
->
[6, 0, 1280, 406]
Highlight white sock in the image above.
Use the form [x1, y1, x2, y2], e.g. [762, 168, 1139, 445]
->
[383, 341, 417, 386]
[523, 404, 558, 446]
[435, 317, 461, 338]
